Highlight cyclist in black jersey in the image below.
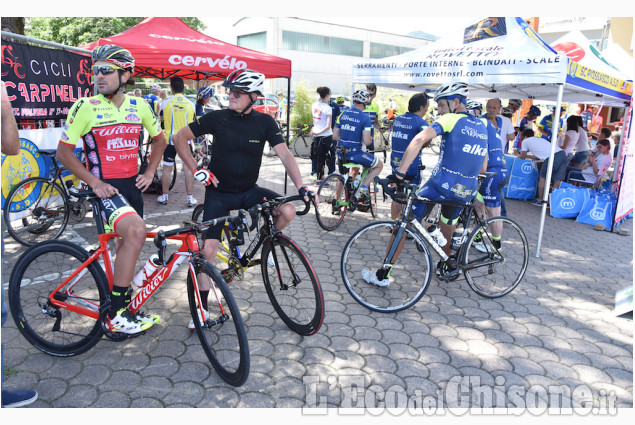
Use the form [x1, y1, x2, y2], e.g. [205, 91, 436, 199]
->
[172, 69, 313, 327]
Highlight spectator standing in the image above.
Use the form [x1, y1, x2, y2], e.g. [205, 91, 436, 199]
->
[157, 77, 197, 207]
[328, 94, 341, 175]
[580, 105, 593, 130]
[277, 90, 288, 122]
[2, 80, 39, 408]
[513, 105, 541, 153]
[484, 98, 514, 216]
[507, 98, 523, 126]
[310, 86, 334, 182]
[588, 106, 604, 134]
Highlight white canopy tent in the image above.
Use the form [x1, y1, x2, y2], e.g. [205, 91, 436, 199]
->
[351, 17, 633, 257]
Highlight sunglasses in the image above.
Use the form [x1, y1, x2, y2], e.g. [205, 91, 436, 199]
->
[91, 64, 122, 76]
[229, 89, 248, 98]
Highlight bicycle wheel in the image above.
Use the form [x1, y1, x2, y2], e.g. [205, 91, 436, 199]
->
[462, 216, 529, 298]
[155, 161, 177, 191]
[8, 240, 108, 356]
[293, 134, 311, 159]
[187, 257, 249, 386]
[341, 221, 433, 313]
[261, 235, 324, 335]
[315, 174, 348, 231]
[3, 177, 70, 246]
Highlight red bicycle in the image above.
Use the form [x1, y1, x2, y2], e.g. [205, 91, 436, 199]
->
[8, 188, 250, 386]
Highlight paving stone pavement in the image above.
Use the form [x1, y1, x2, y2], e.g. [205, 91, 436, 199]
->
[1, 151, 632, 412]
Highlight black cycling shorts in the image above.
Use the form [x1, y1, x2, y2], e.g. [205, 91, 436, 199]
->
[202, 184, 280, 240]
[102, 176, 144, 219]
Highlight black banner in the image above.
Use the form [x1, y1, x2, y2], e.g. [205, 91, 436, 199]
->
[1, 41, 92, 120]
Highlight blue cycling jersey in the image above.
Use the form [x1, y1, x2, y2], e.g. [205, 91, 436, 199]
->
[142, 94, 160, 116]
[485, 120, 505, 170]
[427, 113, 489, 201]
[390, 112, 429, 178]
[336, 108, 373, 151]
[537, 114, 563, 141]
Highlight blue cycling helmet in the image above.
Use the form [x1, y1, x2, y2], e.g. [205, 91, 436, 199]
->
[197, 85, 215, 100]
[528, 105, 541, 116]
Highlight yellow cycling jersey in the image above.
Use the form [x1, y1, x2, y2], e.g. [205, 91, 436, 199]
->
[161, 94, 195, 144]
[60, 94, 162, 180]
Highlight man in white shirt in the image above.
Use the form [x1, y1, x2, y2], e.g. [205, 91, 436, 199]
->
[517, 129, 569, 206]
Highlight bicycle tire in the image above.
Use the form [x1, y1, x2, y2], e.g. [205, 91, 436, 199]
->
[315, 174, 348, 231]
[155, 161, 177, 191]
[462, 216, 528, 298]
[292, 134, 311, 159]
[341, 221, 433, 313]
[8, 240, 108, 356]
[261, 235, 324, 335]
[3, 177, 70, 246]
[187, 257, 250, 386]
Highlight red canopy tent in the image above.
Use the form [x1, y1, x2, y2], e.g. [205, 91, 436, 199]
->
[81, 17, 292, 81]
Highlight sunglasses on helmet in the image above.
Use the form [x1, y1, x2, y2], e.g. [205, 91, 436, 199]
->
[91, 64, 122, 76]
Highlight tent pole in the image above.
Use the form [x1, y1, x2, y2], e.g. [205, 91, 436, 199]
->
[535, 84, 564, 258]
[284, 77, 291, 194]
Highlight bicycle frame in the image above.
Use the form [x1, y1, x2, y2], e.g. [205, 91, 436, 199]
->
[379, 178, 502, 273]
[44, 230, 205, 321]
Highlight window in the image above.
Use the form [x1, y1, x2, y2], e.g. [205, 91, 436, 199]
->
[282, 31, 363, 57]
[370, 42, 415, 59]
[237, 32, 267, 50]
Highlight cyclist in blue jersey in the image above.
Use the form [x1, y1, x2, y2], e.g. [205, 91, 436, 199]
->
[389, 92, 429, 219]
[537, 106, 565, 141]
[333, 89, 384, 201]
[196, 85, 215, 119]
[377, 82, 490, 283]
[143, 84, 161, 117]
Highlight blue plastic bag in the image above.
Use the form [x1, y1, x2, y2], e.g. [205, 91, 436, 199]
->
[550, 187, 591, 219]
[575, 193, 616, 228]
[503, 155, 538, 200]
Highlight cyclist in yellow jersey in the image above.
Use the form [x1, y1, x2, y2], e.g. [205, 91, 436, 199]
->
[157, 77, 197, 206]
[57, 45, 166, 335]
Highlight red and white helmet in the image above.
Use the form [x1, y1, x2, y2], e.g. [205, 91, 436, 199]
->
[222, 69, 265, 96]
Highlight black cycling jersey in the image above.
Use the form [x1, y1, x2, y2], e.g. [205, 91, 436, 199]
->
[189, 109, 285, 193]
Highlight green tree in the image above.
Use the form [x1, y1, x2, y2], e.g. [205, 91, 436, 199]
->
[25, 17, 206, 47]
[290, 81, 314, 130]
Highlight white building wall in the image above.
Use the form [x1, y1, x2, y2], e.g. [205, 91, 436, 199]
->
[233, 17, 431, 97]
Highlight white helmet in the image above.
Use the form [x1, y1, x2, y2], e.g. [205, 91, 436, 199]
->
[501, 107, 513, 115]
[352, 89, 371, 104]
[222, 69, 265, 96]
[434, 82, 469, 102]
[149, 84, 161, 93]
[508, 99, 523, 108]
[466, 100, 482, 111]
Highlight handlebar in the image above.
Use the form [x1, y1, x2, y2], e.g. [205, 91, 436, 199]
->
[246, 192, 315, 231]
